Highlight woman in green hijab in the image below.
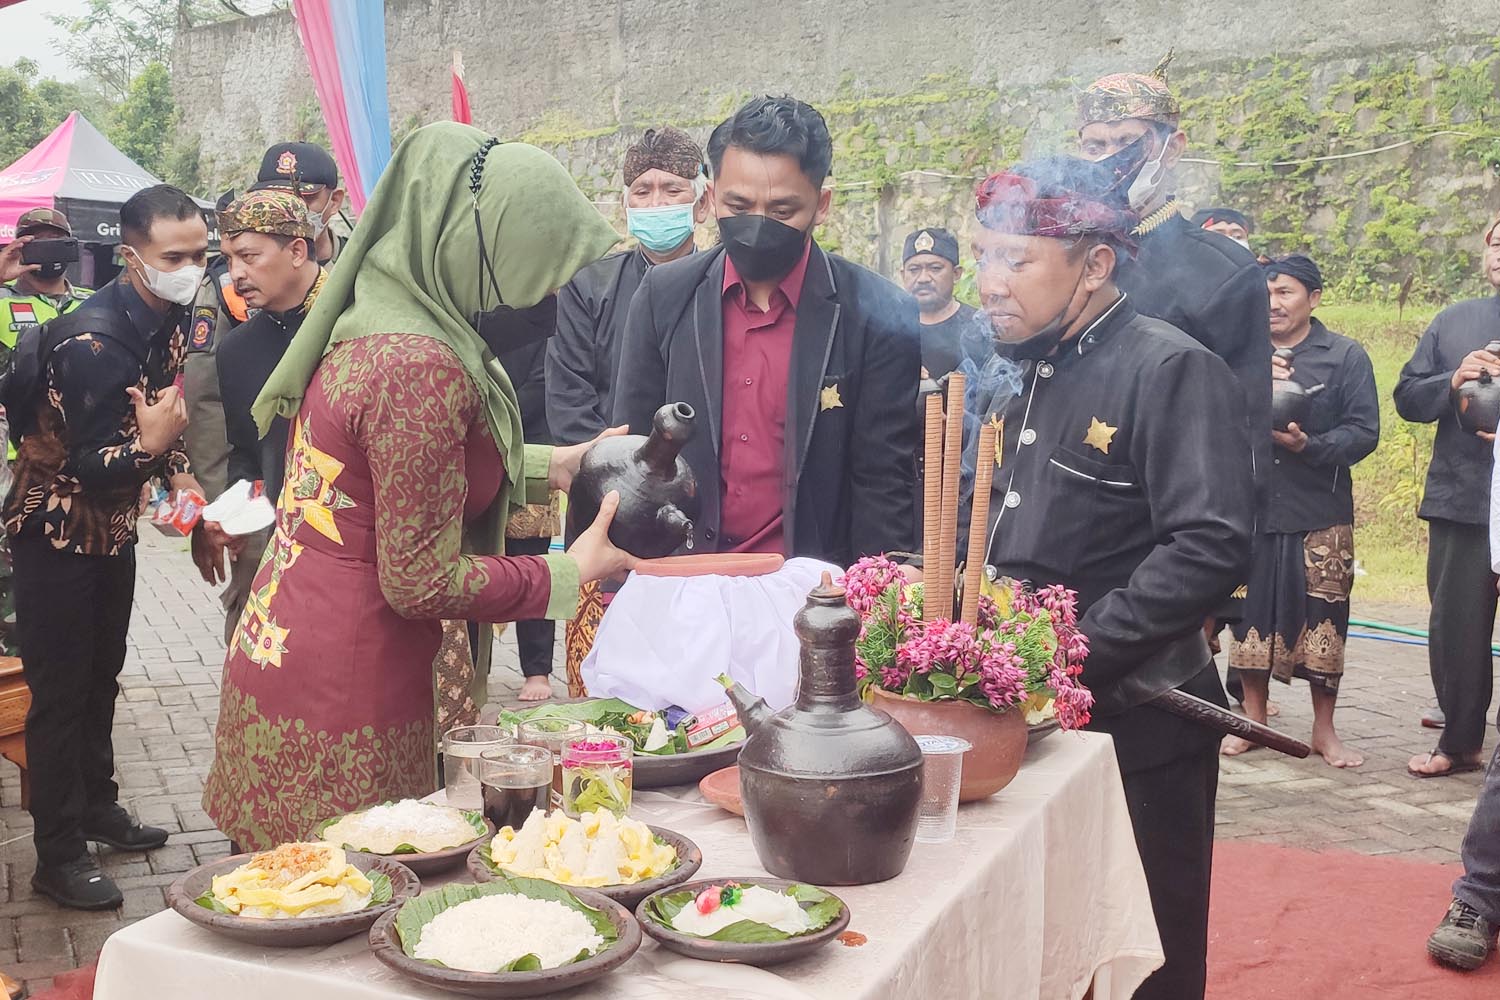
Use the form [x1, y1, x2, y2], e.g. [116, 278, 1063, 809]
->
[202, 123, 634, 850]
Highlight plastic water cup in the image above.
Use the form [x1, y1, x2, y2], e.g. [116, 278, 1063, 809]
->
[913, 734, 972, 844]
[442, 725, 511, 809]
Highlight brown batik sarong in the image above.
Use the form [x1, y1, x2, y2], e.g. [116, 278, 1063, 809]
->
[564, 581, 605, 697]
[1228, 524, 1354, 693]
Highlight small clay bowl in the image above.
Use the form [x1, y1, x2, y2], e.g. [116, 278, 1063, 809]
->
[468, 824, 702, 910]
[368, 886, 641, 997]
[635, 877, 851, 966]
[312, 811, 495, 878]
[167, 852, 419, 948]
[698, 765, 743, 816]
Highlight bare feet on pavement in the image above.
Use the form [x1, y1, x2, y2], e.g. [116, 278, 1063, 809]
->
[519, 676, 553, 701]
[1221, 734, 1257, 756]
[1311, 729, 1363, 768]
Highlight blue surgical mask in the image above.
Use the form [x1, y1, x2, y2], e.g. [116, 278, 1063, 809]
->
[627, 202, 696, 253]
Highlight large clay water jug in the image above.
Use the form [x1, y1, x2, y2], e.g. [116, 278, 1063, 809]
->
[1454, 341, 1500, 436]
[1271, 347, 1326, 431]
[720, 573, 923, 885]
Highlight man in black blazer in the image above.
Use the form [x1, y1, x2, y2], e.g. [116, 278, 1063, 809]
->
[612, 96, 918, 567]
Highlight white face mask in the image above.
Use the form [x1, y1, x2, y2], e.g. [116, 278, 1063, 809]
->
[123, 246, 204, 306]
[1125, 141, 1170, 213]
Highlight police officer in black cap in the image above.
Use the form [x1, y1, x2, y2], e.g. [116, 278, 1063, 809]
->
[252, 141, 348, 267]
[900, 226, 983, 377]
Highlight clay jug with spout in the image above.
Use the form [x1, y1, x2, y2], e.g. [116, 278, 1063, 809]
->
[1271, 347, 1327, 431]
[1454, 341, 1500, 436]
[720, 573, 923, 885]
[568, 402, 701, 559]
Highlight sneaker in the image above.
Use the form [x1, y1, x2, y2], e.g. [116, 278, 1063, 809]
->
[1428, 899, 1495, 971]
[82, 806, 169, 852]
[31, 855, 123, 911]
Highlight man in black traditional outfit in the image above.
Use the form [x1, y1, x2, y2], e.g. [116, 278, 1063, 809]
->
[1189, 206, 1253, 250]
[963, 156, 1252, 1000]
[1222, 255, 1378, 767]
[1396, 217, 1500, 768]
[900, 227, 982, 377]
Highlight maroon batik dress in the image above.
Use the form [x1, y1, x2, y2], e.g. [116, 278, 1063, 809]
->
[202, 334, 573, 849]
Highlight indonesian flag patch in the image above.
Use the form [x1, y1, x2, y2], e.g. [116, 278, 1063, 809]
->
[9, 303, 36, 331]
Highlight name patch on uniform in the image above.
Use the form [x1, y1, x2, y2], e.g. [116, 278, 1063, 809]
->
[188, 308, 215, 352]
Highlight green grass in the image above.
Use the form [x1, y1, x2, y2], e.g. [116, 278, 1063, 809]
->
[1316, 301, 1439, 606]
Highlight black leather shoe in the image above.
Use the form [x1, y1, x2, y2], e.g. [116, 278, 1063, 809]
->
[32, 855, 122, 911]
[82, 807, 169, 852]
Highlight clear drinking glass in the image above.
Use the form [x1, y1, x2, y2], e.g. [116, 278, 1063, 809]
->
[913, 734, 972, 844]
[517, 719, 586, 810]
[442, 725, 511, 809]
[479, 745, 553, 832]
[561, 734, 634, 818]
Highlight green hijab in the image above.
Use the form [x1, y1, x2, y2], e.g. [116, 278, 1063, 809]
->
[253, 122, 619, 493]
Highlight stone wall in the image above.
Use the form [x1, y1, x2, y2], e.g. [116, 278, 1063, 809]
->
[173, 2, 1500, 297]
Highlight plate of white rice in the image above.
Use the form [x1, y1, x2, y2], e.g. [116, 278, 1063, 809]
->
[368, 876, 641, 997]
[314, 799, 493, 878]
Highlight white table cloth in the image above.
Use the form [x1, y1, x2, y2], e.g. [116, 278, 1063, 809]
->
[95, 731, 1161, 1000]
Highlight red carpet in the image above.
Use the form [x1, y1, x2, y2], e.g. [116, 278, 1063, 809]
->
[1209, 841, 1500, 998]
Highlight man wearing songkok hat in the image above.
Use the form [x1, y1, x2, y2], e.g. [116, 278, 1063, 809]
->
[190, 188, 327, 640]
[961, 155, 1252, 1000]
[1222, 255, 1377, 769]
[545, 125, 712, 700]
[1077, 57, 1272, 534]
[1396, 216, 1500, 759]
[900, 226, 982, 377]
[1189, 206, 1253, 250]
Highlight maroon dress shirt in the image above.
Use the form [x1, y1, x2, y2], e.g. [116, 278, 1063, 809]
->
[717, 241, 813, 553]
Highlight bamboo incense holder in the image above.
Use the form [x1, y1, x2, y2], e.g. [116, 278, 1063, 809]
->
[960, 422, 998, 625]
[921, 392, 945, 622]
[934, 373, 965, 622]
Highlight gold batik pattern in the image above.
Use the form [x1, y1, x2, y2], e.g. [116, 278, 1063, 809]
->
[564, 581, 604, 697]
[1305, 524, 1355, 604]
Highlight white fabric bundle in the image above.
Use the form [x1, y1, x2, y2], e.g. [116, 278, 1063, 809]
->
[580, 557, 840, 713]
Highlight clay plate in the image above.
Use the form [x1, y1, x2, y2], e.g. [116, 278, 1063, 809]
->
[635, 877, 851, 966]
[368, 886, 641, 997]
[634, 552, 785, 577]
[167, 852, 419, 948]
[467, 824, 702, 910]
[312, 812, 495, 878]
[698, 765, 743, 816]
[1027, 719, 1061, 746]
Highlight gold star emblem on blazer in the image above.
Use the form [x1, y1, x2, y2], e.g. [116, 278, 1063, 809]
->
[1083, 416, 1117, 455]
[820, 384, 844, 411]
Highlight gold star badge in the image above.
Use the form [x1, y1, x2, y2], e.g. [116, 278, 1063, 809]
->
[820, 384, 844, 411]
[1083, 417, 1117, 455]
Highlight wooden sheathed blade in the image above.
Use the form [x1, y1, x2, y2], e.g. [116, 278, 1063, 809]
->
[1151, 688, 1311, 758]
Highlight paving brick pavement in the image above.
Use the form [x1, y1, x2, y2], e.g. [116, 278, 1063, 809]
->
[0, 535, 1489, 992]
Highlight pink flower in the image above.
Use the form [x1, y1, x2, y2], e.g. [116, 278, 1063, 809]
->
[840, 555, 907, 615]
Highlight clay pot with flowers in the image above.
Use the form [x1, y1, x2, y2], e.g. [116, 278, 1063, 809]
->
[840, 555, 1094, 802]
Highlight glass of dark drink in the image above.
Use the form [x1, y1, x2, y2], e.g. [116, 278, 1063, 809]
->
[478, 745, 553, 831]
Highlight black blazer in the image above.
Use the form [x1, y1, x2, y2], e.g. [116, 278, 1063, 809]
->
[611, 243, 919, 566]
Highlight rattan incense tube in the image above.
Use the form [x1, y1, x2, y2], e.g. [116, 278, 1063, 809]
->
[921, 392, 945, 621]
[960, 421, 998, 625]
[935, 372, 966, 622]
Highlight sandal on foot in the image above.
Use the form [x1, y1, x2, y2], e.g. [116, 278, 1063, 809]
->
[1409, 749, 1483, 779]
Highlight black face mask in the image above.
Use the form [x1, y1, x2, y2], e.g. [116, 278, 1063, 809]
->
[34, 262, 67, 281]
[718, 214, 808, 283]
[993, 263, 1089, 363]
[474, 295, 558, 356]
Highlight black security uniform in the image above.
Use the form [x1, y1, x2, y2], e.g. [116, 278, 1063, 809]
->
[966, 295, 1253, 1000]
[1394, 292, 1500, 756]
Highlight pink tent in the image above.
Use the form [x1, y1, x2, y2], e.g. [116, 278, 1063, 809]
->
[0, 112, 210, 243]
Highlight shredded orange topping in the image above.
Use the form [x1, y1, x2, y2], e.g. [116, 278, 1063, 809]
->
[249, 843, 332, 886]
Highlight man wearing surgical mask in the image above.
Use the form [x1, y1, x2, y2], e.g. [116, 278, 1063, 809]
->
[4, 185, 208, 910]
[1078, 58, 1273, 690]
[612, 96, 919, 566]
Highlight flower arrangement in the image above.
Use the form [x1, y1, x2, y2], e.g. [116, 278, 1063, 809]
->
[841, 555, 1094, 730]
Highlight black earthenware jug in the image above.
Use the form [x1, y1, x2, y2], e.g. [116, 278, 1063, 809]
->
[1454, 341, 1500, 436]
[567, 402, 700, 559]
[721, 573, 923, 885]
[1271, 347, 1326, 431]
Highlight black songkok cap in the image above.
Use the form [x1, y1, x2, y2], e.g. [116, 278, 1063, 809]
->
[1263, 254, 1324, 293]
[903, 228, 960, 265]
[1190, 207, 1252, 233]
